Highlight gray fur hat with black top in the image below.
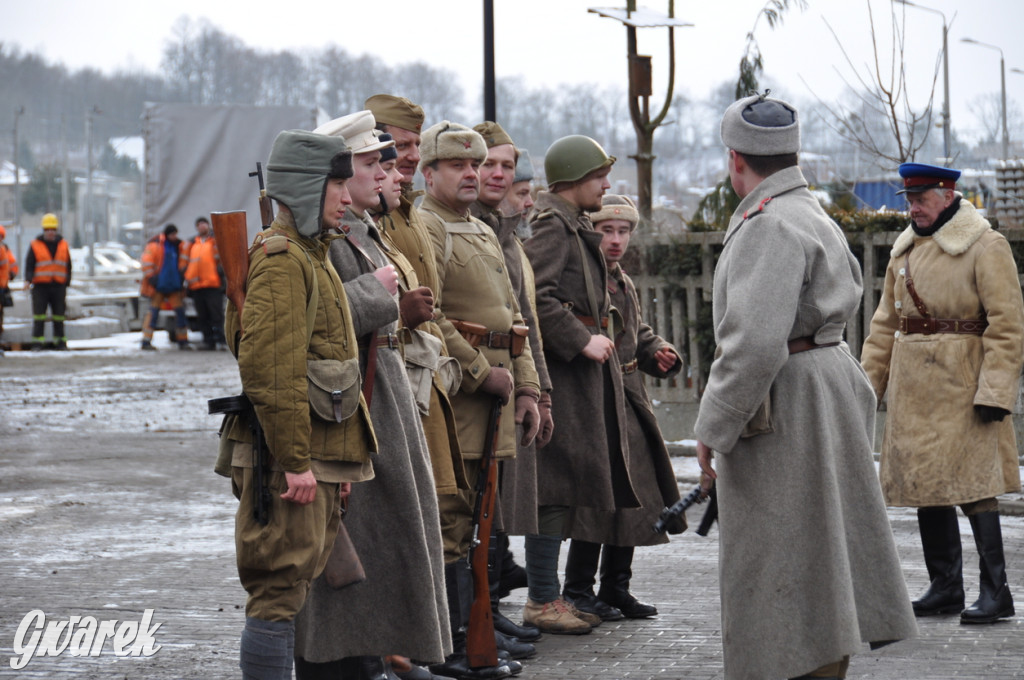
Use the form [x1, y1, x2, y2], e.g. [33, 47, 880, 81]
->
[720, 91, 800, 155]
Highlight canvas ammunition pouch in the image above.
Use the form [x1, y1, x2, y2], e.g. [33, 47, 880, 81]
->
[307, 358, 361, 423]
[402, 328, 462, 414]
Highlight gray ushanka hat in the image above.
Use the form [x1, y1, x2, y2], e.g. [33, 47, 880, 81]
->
[720, 93, 800, 155]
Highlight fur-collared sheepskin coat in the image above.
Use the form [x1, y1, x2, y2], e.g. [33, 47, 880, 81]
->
[861, 196, 1024, 507]
[694, 166, 917, 680]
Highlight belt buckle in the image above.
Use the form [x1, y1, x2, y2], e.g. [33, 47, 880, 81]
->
[387, 333, 399, 349]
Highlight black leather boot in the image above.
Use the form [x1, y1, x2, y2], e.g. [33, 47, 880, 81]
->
[961, 511, 1015, 624]
[912, 507, 965, 616]
[429, 562, 513, 680]
[494, 629, 535, 660]
[597, 545, 658, 618]
[493, 531, 527, 599]
[563, 540, 623, 621]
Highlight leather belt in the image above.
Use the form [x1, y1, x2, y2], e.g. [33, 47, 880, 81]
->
[359, 332, 400, 350]
[620, 358, 638, 374]
[788, 336, 840, 354]
[451, 320, 525, 357]
[898, 316, 987, 336]
[574, 313, 609, 329]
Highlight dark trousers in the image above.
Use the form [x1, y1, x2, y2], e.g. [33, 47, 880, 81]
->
[31, 283, 67, 343]
[192, 287, 225, 347]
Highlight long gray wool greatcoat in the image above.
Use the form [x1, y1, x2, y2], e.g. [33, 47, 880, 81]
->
[470, 201, 550, 534]
[525, 191, 638, 511]
[861, 197, 1024, 507]
[570, 264, 682, 546]
[293, 211, 450, 664]
[693, 167, 917, 680]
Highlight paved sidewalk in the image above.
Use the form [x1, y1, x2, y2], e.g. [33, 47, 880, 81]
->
[0, 342, 1021, 678]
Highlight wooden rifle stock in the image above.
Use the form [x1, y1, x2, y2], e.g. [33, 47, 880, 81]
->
[466, 381, 503, 669]
[210, 210, 250, 330]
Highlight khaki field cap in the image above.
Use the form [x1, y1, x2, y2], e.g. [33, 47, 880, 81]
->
[720, 91, 800, 155]
[418, 121, 488, 171]
[590, 194, 639, 231]
[315, 110, 394, 154]
[473, 121, 515, 149]
[364, 94, 425, 133]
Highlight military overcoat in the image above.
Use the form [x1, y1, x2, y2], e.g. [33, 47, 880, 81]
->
[524, 191, 637, 512]
[694, 166, 916, 680]
[861, 197, 1024, 507]
[569, 264, 682, 545]
[293, 211, 450, 664]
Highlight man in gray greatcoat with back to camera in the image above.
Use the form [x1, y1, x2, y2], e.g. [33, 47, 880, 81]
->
[695, 93, 917, 680]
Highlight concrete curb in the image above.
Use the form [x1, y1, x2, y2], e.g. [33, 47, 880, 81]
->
[667, 443, 1024, 518]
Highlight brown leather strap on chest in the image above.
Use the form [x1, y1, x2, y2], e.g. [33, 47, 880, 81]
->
[903, 249, 931, 319]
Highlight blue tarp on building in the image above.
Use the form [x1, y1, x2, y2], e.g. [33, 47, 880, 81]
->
[853, 179, 904, 210]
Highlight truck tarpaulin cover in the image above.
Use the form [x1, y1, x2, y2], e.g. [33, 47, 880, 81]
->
[143, 103, 311, 241]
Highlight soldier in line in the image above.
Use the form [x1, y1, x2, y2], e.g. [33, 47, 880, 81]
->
[221, 129, 377, 680]
[862, 162, 1024, 625]
[522, 135, 638, 635]
[418, 120, 542, 680]
[468, 122, 552, 647]
[294, 111, 450, 680]
[694, 93, 916, 680]
[563, 194, 684, 621]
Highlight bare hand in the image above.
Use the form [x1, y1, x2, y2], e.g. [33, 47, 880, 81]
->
[373, 264, 399, 295]
[654, 347, 679, 373]
[697, 440, 716, 495]
[479, 366, 513, 404]
[281, 469, 317, 505]
[338, 482, 352, 501]
[581, 335, 615, 363]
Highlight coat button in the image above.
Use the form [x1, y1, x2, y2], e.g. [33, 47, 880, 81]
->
[898, 267, 906, 276]
[894, 330, 901, 339]
[497, 266, 503, 273]
[894, 300, 902, 309]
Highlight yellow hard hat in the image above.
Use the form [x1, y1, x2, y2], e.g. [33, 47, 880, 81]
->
[42, 213, 59, 229]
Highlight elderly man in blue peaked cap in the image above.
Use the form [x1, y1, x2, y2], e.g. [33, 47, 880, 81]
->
[863, 160, 1024, 626]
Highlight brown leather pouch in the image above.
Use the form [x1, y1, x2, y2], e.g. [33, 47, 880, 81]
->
[452, 320, 487, 347]
[510, 325, 529, 357]
[323, 502, 366, 589]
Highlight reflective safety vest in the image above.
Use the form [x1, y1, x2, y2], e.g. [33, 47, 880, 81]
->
[186, 236, 221, 290]
[0, 244, 17, 288]
[30, 238, 70, 284]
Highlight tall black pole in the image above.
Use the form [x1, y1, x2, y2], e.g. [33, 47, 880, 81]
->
[483, 0, 496, 121]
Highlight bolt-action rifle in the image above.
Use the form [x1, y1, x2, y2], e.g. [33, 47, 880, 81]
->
[466, 371, 504, 669]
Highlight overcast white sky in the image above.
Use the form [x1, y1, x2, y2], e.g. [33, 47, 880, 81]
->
[3, 0, 1023, 141]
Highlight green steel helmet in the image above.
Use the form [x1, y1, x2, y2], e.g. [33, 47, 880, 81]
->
[543, 135, 616, 187]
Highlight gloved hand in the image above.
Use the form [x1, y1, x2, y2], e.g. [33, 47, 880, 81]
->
[515, 389, 540, 446]
[536, 391, 554, 448]
[399, 286, 434, 328]
[479, 366, 513, 405]
[975, 404, 1010, 423]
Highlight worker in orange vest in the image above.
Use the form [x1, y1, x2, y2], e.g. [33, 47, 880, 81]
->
[23, 213, 71, 350]
[140, 223, 191, 350]
[185, 216, 226, 350]
[0, 224, 19, 355]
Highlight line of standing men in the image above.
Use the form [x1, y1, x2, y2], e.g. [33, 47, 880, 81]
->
[219, 93, 688, 680]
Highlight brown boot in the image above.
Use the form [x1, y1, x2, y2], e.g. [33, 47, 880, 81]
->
[522, 598, 592, 635]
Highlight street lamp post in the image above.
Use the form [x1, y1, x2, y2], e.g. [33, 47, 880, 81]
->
[895, 0, 951, 165]
[13, 106, 25, 261]
[962, 37, 1009, 160]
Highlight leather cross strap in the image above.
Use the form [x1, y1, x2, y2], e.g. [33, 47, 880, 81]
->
[898, 317, 987, 335]
[788, 336, 840, 354]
